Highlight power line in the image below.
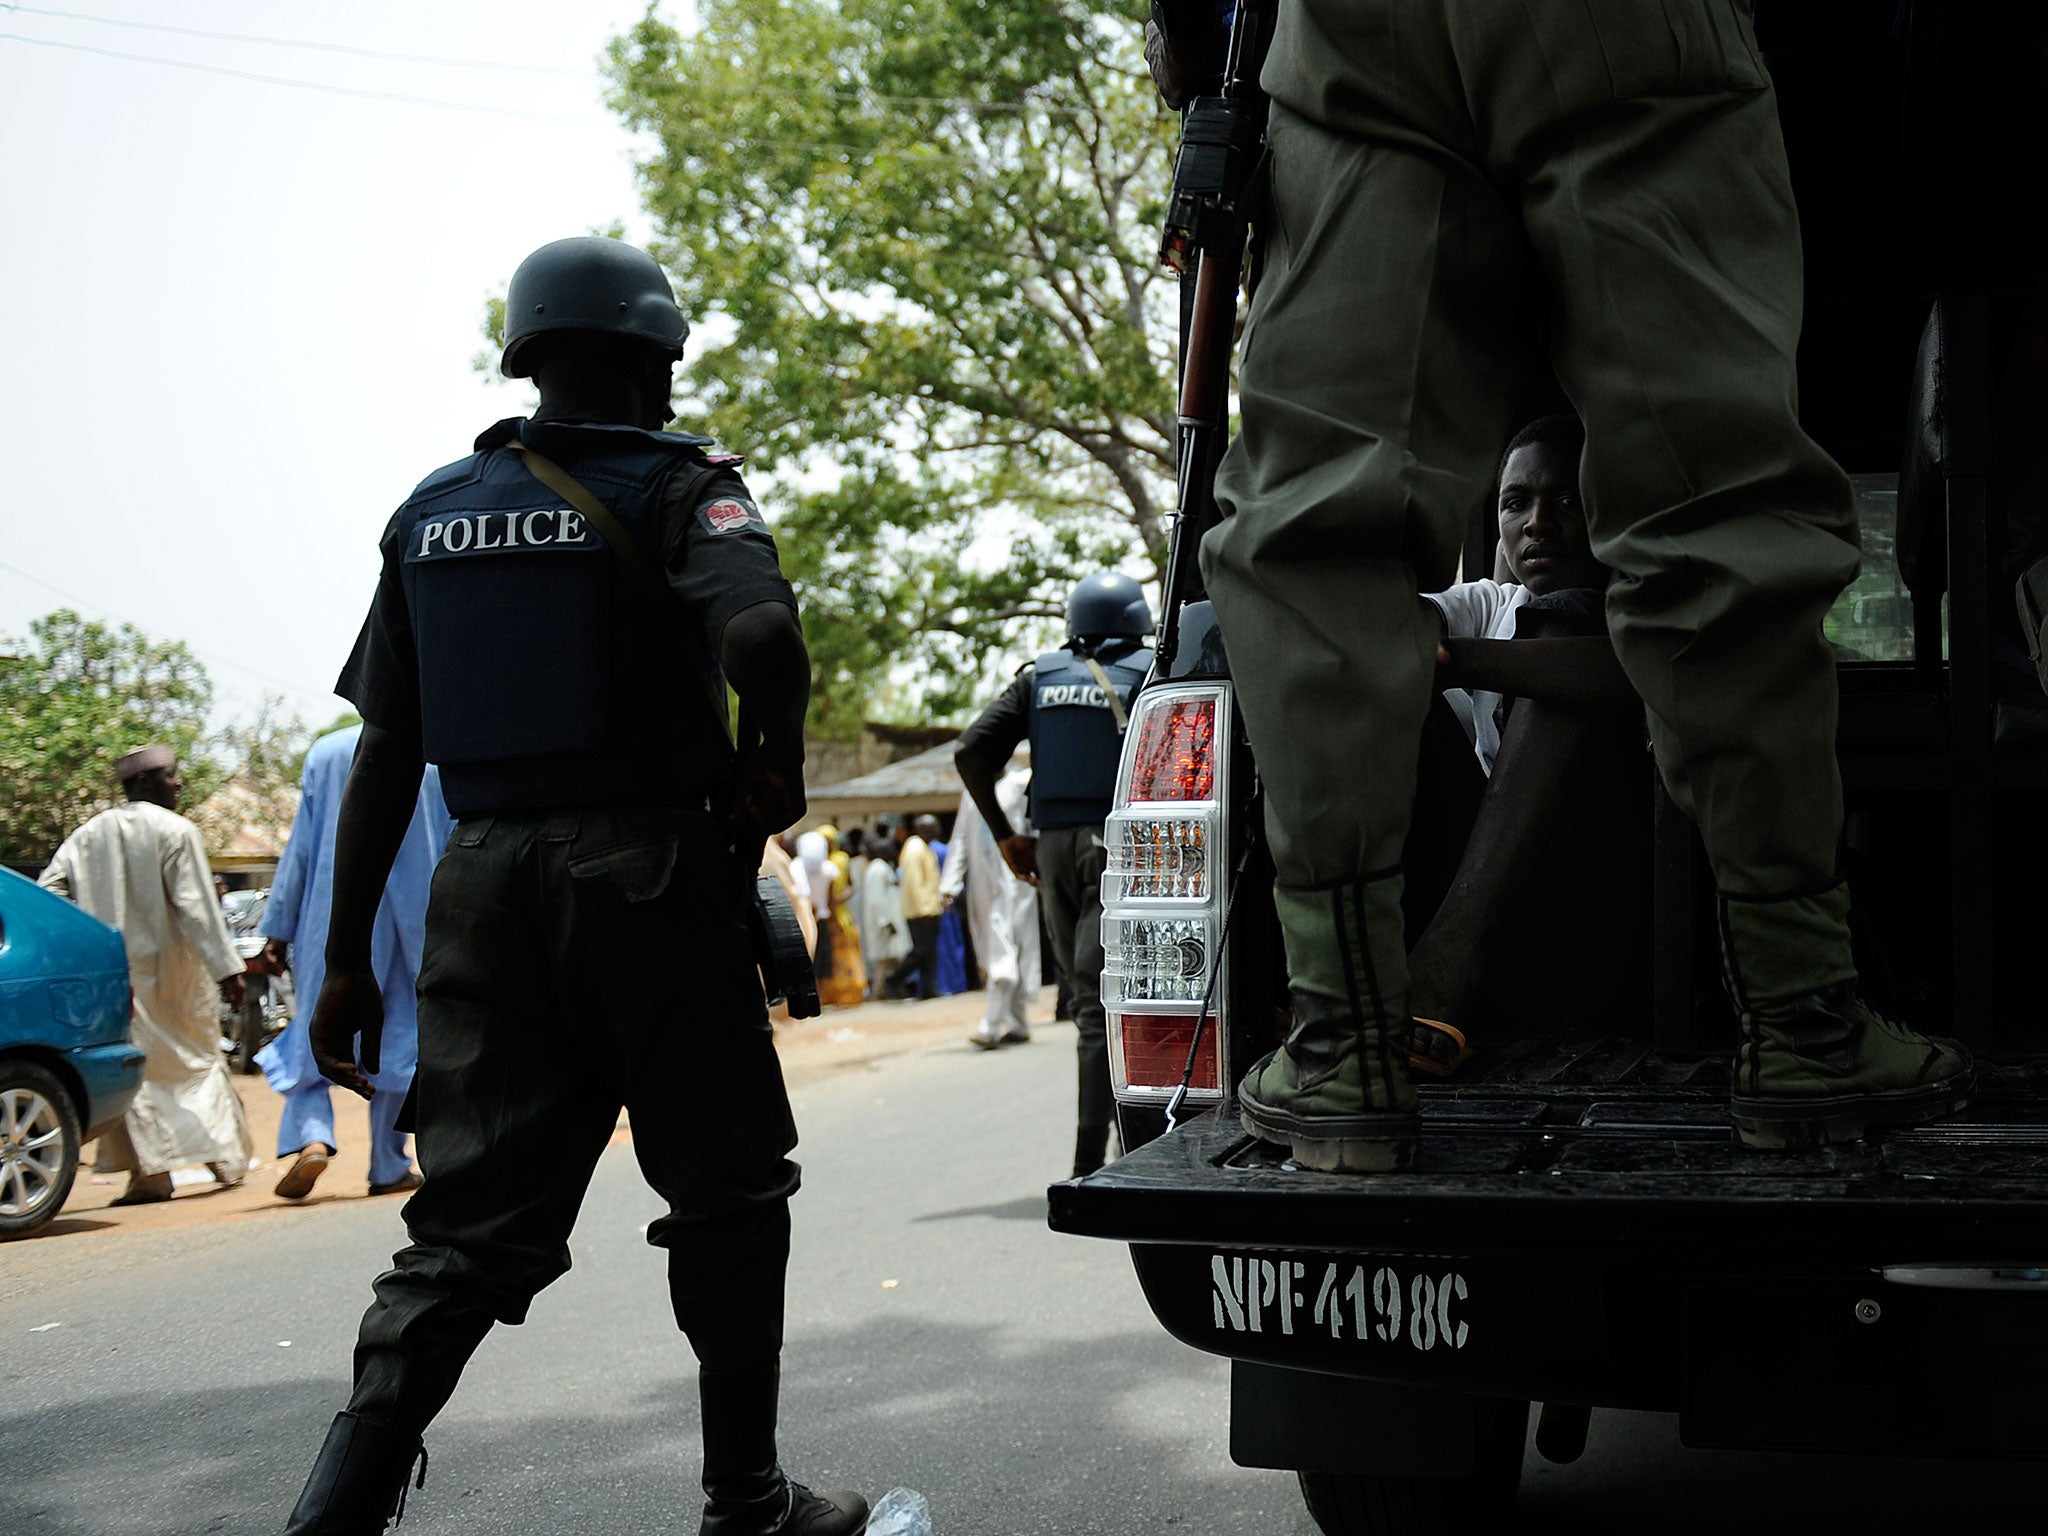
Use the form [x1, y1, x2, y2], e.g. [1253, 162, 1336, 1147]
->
[0, 32, 981, 158]
[0, 555, 338, 704]
[2, 4, 587, 76]
[1, 4, 1093, 119]
[0, 31, 610, 126]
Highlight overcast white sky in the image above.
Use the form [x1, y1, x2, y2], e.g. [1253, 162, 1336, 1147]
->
[0, 0, 677, 725]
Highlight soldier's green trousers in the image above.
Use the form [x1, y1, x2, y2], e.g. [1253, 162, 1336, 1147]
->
[1202, 0, 1862, 1010]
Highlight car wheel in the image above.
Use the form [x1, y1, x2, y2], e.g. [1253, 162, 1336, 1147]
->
[1296, 1398, 1529, 1536]
[0, 1061, 82, 1239]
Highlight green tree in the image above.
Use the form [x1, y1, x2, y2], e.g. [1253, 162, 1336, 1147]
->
[605, 0, 1176, 735]
[0, 610, 223, 867]
[189, 696, 316, 862]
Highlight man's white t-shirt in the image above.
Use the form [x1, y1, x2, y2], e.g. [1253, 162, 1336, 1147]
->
[1424, 579, 1532, 778]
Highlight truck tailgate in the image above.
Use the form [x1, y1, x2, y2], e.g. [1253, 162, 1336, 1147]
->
[1050, 1068, 2048, 1266]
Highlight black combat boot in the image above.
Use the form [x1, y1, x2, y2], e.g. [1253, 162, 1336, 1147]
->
[282, 1412, 426, 1534]
[698, 1365, 868, 1536]
[1238, 988, 1420, 1172]
[1719, 885, 1973, 1149]
[1239, 871, 1419, 1173]
[1729, 983, 1974, 1149]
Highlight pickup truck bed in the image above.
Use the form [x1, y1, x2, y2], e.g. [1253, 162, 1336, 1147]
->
[1050, 1037, 2048, 1455]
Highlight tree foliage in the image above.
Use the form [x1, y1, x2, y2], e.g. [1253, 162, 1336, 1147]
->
[0, 611, 311, 869]
[605, 0, 1177, 735]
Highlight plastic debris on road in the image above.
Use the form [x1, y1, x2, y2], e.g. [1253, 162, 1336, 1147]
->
[865, 1487, 933, 1536]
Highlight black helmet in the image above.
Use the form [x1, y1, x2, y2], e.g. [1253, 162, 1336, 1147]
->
[1066, 572, 1152, 641]
[501, 236, 690, 379]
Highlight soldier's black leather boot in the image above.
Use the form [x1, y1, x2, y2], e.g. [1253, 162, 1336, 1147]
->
[1718, 886, 1973, 1149]
[281, 1411, 426, 1534]
[1729, 983, 1974, 1150]
[1239, 987, 1420, 1172]
[698, 1365, 868, 1536]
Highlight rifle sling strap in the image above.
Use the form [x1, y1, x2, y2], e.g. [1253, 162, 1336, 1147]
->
[504, 440, 735, 754]
[1082, 656, 1131, 734]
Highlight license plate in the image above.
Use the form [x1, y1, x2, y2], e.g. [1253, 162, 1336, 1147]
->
[1207, 1250, 1473, 1354]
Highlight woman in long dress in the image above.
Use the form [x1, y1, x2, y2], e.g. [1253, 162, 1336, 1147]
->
[811, 824, 868, 1007]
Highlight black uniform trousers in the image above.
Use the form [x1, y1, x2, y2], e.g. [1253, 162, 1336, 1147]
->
[1036, 824, 1112, 1137]
[347, 805, 801, 1434]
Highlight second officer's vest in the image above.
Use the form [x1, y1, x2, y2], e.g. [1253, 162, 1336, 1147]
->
[397, 416, 732, 817]
[1027, 641, 1153, 831]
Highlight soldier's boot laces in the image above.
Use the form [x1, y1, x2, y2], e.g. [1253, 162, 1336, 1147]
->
[699, 1364, 868, 1536]
[1720, 885, 1973, 1150]
[281, 1411, 427, 1535]
[1239, 872, 1418, 1173]
[701, 1480, 870, 1536]
[1730, 984, 1974, 1150]
[1240, 988, 1420, 1173]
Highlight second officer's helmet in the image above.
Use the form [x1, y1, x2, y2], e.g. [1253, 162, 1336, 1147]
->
[1066, 572, 1152, 643]
[500, 236, 691, 379]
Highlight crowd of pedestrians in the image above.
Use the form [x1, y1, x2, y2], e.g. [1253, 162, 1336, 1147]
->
[772, 801, 1041, 1020]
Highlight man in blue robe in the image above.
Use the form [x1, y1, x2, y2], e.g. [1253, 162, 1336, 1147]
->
[258, 723, 451, 1198]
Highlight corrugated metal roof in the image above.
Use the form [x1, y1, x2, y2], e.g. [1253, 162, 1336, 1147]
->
[804, 738, 1029, 821]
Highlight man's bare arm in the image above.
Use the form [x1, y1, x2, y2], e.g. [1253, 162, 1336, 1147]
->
[1438, 636, 1639, 711]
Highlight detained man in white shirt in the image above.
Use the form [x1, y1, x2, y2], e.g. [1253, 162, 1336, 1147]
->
[1402, 414, 1649, 1074]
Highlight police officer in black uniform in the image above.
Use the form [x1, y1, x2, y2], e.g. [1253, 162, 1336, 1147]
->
[279, 237, 868, 1536]
[954, 574, 1154, 1178]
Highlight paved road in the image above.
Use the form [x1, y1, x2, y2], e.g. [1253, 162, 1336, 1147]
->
[4, 1016, 2038, 1534]
[1, 1019, 1308, 1535]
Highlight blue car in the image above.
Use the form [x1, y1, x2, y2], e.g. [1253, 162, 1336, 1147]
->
[0, 865, 145, 1237]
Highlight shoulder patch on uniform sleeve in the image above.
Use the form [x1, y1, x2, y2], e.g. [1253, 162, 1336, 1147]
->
[698, 495, 766, 534]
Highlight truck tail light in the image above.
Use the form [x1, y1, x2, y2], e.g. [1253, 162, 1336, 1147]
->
[1103, 683, 1233, 1109]
[1109, 1012, 1221, 1094]
[1125, 696, 1217, 802]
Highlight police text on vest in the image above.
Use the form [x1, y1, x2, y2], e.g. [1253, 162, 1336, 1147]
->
[416, 508, 591, 558]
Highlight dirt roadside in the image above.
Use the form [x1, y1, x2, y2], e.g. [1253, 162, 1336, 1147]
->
[21, 987, 1050, 1246]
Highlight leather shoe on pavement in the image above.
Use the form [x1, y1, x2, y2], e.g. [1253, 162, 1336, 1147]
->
[274, 1146, 330, 1200]
[110, 1171, 173, 1206]
[366, 1170, 423, 1198]
[701, 1479, 868, 1536]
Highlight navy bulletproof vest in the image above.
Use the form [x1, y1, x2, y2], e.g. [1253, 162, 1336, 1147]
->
[1027, 642, 1153, 831]
[398, 416, 730, 817]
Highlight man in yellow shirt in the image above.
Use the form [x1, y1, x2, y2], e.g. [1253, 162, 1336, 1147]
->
[887, 816, 944, 1000]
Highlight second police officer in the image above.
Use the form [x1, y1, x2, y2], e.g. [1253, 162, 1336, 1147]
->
[955, 573, 1154, 1179]
[278, 237, 869, 1536]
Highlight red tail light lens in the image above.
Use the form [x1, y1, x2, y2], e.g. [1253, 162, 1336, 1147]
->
[1116, 1013, 1220, 1092]
[1127, 698, 1217, 802]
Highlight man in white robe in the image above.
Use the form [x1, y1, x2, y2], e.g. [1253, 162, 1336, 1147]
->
[39, 744, 252, 1204]
[944, 765, 1041, 1049]
[859, 838, 909, 996]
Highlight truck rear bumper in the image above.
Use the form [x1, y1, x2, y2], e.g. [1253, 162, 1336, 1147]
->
[1051, 1094, 2048, 1455]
